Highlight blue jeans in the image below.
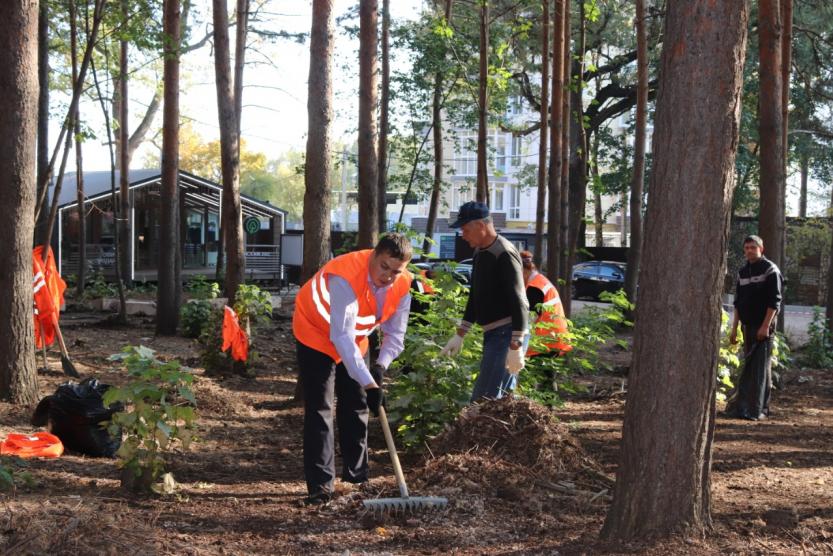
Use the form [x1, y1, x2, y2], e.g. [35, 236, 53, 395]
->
[470, 323, 517, 402]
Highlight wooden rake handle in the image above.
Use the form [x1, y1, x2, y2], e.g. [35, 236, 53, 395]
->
[377, 405, 409, 499]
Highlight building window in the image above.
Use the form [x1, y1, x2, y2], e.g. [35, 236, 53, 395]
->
[511, 135, 523, 166]
[452, 185, 474, 209]
[492, 186, 504, 211]
[509, 185, 521, 219]
[494, 133, 508, 175]
[453, 131, 477, 176]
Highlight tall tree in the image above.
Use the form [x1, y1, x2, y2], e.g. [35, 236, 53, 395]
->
[601, 0, 749, 540]
[35, 1, 50, 248]
[157, 0, 182, 335]
[357, 0, 379, 248]
[475, 0, 489, 204]
[533, 0, 549, 266]
[0, 0, 39, 404]
[213, 0, 245, 301]
[302, 0, 334, 282]
[558, 0, 571, 291]
[377, 0, 391, 233]
[118, 0, 132, 287]
[423, 0, 454, 256]
[234, 0, 249, 139]
[758, 0, 785, 276]
[623, 0, 648, 304]
[546, 0, 565, 282]
[70, 0, 86, 295]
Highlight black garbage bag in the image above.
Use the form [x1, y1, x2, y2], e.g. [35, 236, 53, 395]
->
[32, 377, 124, 457]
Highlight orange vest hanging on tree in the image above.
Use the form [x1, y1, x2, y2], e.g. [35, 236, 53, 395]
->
[33, 246, 67, 312]
[33, 255, 58, 349]
[527, 271, 572, 356]
[222, 306, 249, 362]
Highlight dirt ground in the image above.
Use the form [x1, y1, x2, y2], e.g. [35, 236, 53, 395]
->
[1, 310, 832, 555]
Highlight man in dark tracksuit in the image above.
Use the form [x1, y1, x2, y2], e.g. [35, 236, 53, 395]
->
[728, 234, 783, 421]
[439, 201, 529, 401]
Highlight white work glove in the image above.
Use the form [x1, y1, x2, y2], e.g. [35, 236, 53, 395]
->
[440, 334, 464, 357]
[506, 347, 525, 375]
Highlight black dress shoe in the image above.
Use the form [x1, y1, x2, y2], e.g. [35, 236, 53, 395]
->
[303, 491, 333, 505]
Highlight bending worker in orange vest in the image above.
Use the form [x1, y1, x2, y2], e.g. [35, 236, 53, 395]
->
[520, 251, 572, 356]
[293, 234, 413, 505]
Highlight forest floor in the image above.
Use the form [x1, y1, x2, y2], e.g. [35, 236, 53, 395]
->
[1, 306, 832, 555]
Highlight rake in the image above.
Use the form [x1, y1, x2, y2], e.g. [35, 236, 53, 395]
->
[363, 405, 448, 513]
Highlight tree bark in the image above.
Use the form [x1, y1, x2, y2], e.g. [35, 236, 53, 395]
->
[157, 0, 182, 336]
[377, 0, 390, 233]
[601, 0, 749, 540]
[213, 0, 245, 302]
[533, 0, 549, 267]
[357, 0, 379, 249]
[119, 0, 132, 287]
[0, 0, 40, 405]
[476, 0, 490, 205]
[758, 0, 785, 275]
[798, 153, 808, 218]
[624, 0, 649, 304]
[70, 0, 85, 295]
[35, 1, 50, 248]
[234, 0, 248, 140]
[546, 0, 565, 282]
[302, 0, 334, 283]
[558, 0, 571, 289]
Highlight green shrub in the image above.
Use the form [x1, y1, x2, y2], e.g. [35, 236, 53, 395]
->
[82, 270, 118, 300]
[180, 299, 213, 338]
[801, 307, 833, 368]
[718, 309, 743, 401]
[197, 284, 272, 376]
[0, 457, 33, 492]
[103, 346, 197, 492]
[185, 275, 220, 300]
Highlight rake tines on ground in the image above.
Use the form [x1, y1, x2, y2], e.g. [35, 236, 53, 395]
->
[362, 406, 448, 514]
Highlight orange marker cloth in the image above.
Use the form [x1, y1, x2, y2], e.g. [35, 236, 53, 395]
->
[222, 306, 249, 362]
[0, 431, 64, 458]
[33, 246, 67, 312]
[33, 254, 58, 349]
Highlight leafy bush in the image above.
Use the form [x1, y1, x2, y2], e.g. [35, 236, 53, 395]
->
[0, 457, 33, 492]
[185, 275, 220, 300]
[198, 284, 272, 376]
[801, 307, 833, 368]
[718, 310, 743, 401]
[180, 299, 213, 338]
[103, 346, 197, 492]
[82, 270, 118, 300]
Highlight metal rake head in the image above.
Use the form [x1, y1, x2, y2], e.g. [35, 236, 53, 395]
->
[362, 496, 448, 514]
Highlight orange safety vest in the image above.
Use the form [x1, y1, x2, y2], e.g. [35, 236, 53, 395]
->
[414, 270, 436, 295]
[293, 250, 412, 363]
[527, 271, 572, 356]
[0, 431, 64, 458]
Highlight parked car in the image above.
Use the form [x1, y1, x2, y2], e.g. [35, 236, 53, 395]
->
[412, 261, 471, 286]
[571, 261, 626, 300]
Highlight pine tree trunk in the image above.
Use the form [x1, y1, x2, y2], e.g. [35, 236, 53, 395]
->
[377, 0, 390, 233]
[234, 0, 248, 140]
[119, 0, 132, 287]
[157, 0, 182, 336]
[357, 0, 379, 249]
[0, 0, 40, 405]
[558, 0, 571, 288]
[302, 0, 334, 283]
[476, 0, 489, 205]
[213, 0, 245, 302]
[799, 153, 808, 218]
[423, 0, 453, 257]
[546, 0, 565, 282]
[601, 0, 749, 540]
[70, 0, 86, 295]
[35, 2, 50, 248]
[624, 0, 649, 304]
[533, 0, 549, 267]
[758, 0, 785, 274]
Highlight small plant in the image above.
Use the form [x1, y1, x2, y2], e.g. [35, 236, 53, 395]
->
[717, 309, 743, 401]
[198, 284, 272, 376]
[180, 299, 213, 338]
[801, 307, 833, 368]
[82, 270, 118, 300]
[0, 457, 33, 492]
[103, 346, 197, 493]
[185, 275, 220, 300]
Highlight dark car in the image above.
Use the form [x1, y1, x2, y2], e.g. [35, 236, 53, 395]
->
[571, 261, 626, 300]
[413, 261, 471, 286]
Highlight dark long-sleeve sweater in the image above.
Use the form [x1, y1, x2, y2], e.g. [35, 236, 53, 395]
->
[459, 235, 529, 341]
[733, 256, 783, 328]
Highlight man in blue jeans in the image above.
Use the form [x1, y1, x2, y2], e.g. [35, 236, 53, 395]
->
[440, 201, 529, 401]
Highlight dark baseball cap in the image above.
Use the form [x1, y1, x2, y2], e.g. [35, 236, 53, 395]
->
[449, 201, 490, 228]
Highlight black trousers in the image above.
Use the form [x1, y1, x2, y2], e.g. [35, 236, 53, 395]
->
[727, 324, 772, 419]
[297, 341, 369, 496]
